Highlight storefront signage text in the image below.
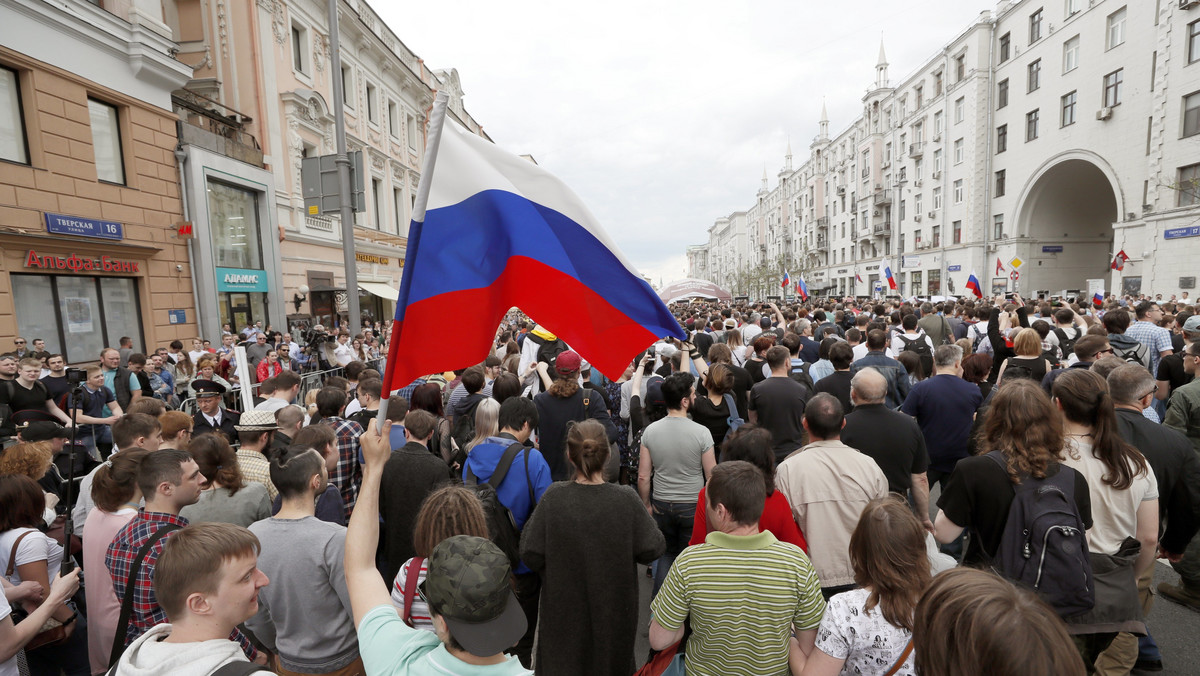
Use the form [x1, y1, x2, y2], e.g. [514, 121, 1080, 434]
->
[356, 253, 390, 265]
[216, 266, 269, 293]
[24, 250, 138, 273]
[44, 213, 124, 241]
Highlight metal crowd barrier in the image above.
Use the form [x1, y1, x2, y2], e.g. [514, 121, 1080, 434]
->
[174, 358, 384, 416]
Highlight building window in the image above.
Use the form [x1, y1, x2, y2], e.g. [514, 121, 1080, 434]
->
[290, 24, 308, 74]
[955, 54, 966, 81]
[1030, 8, 1044, 43]
[1026, 109, 1040, 141]
[915, 194, 923, 214]
[953, 179, 964, 204]
[1104, 69, 1124, 107]
[407, 114, 417, 149]
[371, 177, 383, 228]
[1000, 32, 1011, 62]
[388, 101, 399, 137]
[366, 83, 378, 124]
[933, 187, 943, 210]
[341, 64, 354, 106]
[1185, 92, 1200, 138]
[934, 111, 944, 136]
[11, 273, 144, 364]
[955, 97, 965, 123]
[88, 99, 125, 185]
[1028, 59, 1042, 92]
[998, 79, 1009, 109]
[1063, 35, 1080, 73]
[934, 71, 943, 97]
[932, 225, 942, 247]
[1179, 164, 1200, 206]
[1190, 20, 1200, 64]
[954, 138, 964, 164]
[994, 213, 1005, 239]
[933, 149, 943, 173]
[207, 179, 263, 269]
[899, 199, 906, 220]
[996, 169, 1006, 197]
[1062, 90, 1077, 126]
[953, 220, 962, 244]
[0, 66, 29, 165]
[911, 271, 923, 293]
[1066, 0, 1081, 16]
[997, 124, 1008, 153]
[916, 84, 924, 109]
[1107, 7, 1126, 50]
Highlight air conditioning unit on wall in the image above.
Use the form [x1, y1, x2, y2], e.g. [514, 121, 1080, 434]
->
[1097, 107, 1113, 121]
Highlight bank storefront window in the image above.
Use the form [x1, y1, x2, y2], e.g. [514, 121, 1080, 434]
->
[208, 179, 263, 269]
[11, 273, 144, 363]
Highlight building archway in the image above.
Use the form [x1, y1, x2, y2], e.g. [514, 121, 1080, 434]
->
[1014, 152, 1122, 292]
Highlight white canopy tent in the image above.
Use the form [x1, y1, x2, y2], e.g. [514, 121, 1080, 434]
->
[658, 278, 733, 304]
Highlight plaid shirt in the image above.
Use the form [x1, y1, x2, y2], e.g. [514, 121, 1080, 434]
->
[395, 378, 426, 401]
[322, 416, 363, 514]
[105, 510, 258, 660]
[237, 448, 277, 501]
[1124, 320, 1173, 376]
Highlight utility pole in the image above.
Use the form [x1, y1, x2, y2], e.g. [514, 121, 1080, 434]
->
[327, 0, 361, 334]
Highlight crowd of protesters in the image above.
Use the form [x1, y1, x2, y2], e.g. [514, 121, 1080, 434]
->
[0, 290, 1198, 676]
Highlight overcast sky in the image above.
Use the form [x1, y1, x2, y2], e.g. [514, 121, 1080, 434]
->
[380, 1, 992, 287]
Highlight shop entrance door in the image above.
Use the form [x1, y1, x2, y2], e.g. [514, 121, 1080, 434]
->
[223, 292, 253, 333]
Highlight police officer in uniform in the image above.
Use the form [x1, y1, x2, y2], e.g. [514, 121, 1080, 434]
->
[191, 379, 240, 444]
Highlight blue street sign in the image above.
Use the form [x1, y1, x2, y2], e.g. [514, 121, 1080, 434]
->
[44, 212, 123, 240]
[1164, 226, 1200, 240]
[947, 265, 961, 272]
[1042, 245, 1064, 253]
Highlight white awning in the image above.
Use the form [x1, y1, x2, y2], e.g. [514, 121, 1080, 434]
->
[358, 281, 399, 301]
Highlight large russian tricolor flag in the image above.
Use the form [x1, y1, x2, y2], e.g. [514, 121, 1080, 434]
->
[381, 92, 684, 396]
[881, 258, 898, 290]
[965, 270, 983, 298]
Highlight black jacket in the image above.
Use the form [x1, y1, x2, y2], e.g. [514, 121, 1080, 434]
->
[193, 408, 241, 445]
[1116, 408, 1200, 555]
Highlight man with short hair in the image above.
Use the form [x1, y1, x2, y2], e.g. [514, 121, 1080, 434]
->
[1165, 342, 1200, 453]
[849, 329, 910, 409]
[650, 461, 826, 676]
[165, 339, 184, 365]
[246, 332, 271, 374]
[333, 332, 354, 367]
[1046, 307, 1087, 364]
[748, 345, 811, 463]
[67, 364, 122, 460]
[107, 449, 259, 660]
[116, 336, 134, 367]
[12, 337, 28, 358]
[1126, 300, 1174, 376]
[813, 341, 855, 413]
[774, 394, 888, 598]
[102, 347, 142, 414]
[899, 345, 982, 501]
[235, 410, 279, 501]
[72, 412, 160, 533]
[841, 368, 931, 530]
[147, 353, 176, 405]
[1104, 310, 1152, 370]
[39, 353, 70, 403]
[891, 314, 935, 375]
[917, 301, 953, 346]
[462, 397, 552, 667]
[254, 370, 301, 413]
[348, 378, 383, 430]
[111, 522, 268, 674]
[317, 386, 364, 514]
[0, 353, 17, 382]
[248, 445, 360, 675]
[1042, 334, 1114, 393]
[191, 379, 240, 444]
[271, 404, 305, 455]
[345, 414, 532, 674]
[379, 409, 453, 584]
[1157, 315, 1200, 402]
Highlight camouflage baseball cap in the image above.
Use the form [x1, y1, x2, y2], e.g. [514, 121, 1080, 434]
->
[419, 535, 527, 657]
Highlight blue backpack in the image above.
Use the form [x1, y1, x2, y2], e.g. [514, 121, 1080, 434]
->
[722, 393, 744, 443]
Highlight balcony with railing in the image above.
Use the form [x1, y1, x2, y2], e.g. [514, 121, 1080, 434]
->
[874, 222, 892, 235]
[173, 89, 264, 167]
[816, 235, 827, 248]
[873, 190, 892, 206]
[816, 216, 829, 229]
[908, 143, 924, 158]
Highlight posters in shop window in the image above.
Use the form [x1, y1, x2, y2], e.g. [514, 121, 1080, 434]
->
[62, 297, 94, 333]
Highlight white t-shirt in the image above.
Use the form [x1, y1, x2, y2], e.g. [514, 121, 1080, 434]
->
[815, 587, 915, 676]
[333, 342, 354, 367]
[0, 527, 63, 588]
[890, 331, 935, 356]
[0, 602, 14, 676]
[1062, 438, 1159, 556]
[851, 343, 895, 362]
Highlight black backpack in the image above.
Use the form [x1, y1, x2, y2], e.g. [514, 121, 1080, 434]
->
[898, 334, 934, 377]
[1053, 328, 1080, 364]
[527, 333, 568, 367]
[450, 393, 487, 452]
[985, 451, 1095, 618]
[1002, 360, 1038, 382]
[788, 361, 815, 391]
[1111, 340, 1150, 369]
[463, 442, 535, 569]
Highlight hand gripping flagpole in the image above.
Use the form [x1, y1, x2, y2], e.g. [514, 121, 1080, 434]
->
[375, 91, 451, 434]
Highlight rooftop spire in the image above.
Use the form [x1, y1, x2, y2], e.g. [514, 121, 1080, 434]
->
[875, 36, 890, 89]
[877, 38, 888, 67]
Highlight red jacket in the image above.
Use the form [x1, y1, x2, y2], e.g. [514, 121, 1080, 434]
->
[256, 359, 282, 382]
[689, 486, 808, 552]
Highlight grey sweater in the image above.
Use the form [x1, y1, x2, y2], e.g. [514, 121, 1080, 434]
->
[246, 516, 359, 672]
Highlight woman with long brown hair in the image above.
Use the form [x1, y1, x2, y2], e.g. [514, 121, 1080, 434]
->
[933, 379, 1092, 567]
[1053, 369, 1158, 668]
[789, 495, 930, 675]
[520, 419, 663, 676]
[178, 433, 270, 527]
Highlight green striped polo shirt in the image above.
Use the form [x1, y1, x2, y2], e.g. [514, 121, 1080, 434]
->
[650, 530, 826, 676]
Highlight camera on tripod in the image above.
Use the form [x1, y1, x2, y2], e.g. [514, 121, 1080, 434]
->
[66, 367, 87, 387]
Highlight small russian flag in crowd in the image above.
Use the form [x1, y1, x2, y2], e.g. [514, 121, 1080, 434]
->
[881, 258, 898, 290]
[781, 270, 791, 288]
[965, 270, 983, 298]
[796, 276, 809, 301]
[855, 268, 863, 283]
[379, 92, 684, 397]
[1093, 288, 1105, 308]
